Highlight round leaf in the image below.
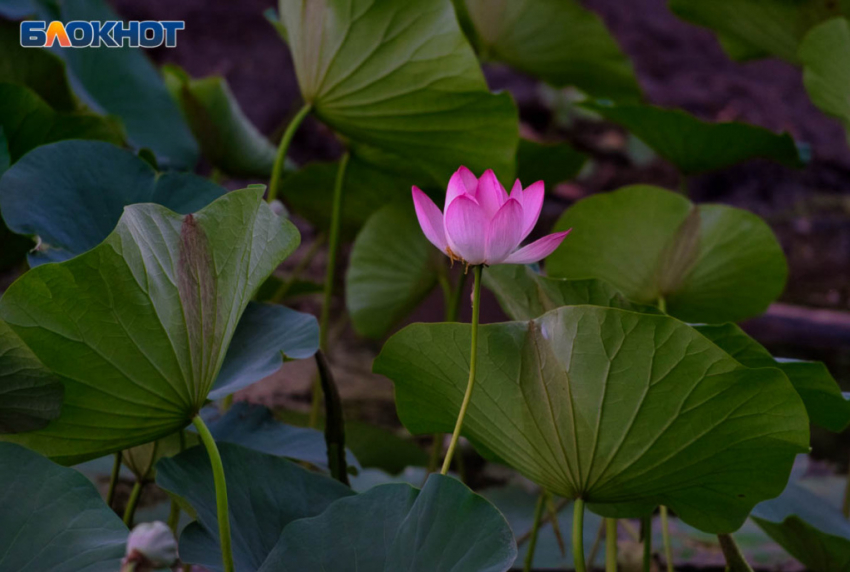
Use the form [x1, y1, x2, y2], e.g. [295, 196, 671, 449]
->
[583, 102, 802, 175]
[156, 442, 353, 572]
[279, 0, 519, 183]
[0, 189, 300, 464]
[463, 0, 642, 101]
[0, 140, 224, 266]
[800, 18, 850, 142]
[546, 185, 788, 323]
[346, 201, 442, 339]
[259, 474, 516, 572]
[374, 306, 810, 532]
[0, 442, 127, 571]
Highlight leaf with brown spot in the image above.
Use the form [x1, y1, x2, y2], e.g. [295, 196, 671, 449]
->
[0, 188, 299, 464]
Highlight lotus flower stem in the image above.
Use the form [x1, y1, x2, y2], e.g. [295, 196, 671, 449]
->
[268, 103, 311, 203]
[606, 519, 618, 572]
[642, 515, 652, 572]
[192, 415, 234, 572]
[107, 451, 122, 508]
[122, 479, 144, 527]
[660, 506, 673, 571]
[441, 265, 482, 475]
[523, 492, 547, 572]
[573, 498, 587, 572]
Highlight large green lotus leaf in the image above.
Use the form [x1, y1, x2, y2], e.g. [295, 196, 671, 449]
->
[463, 0, 641, 101]
[374, 306, 810, 533]
[259, 474, 516, 572]
[0, 20, 76, 111]
[0, 83, 123, 163]
[163, 65, 277, 178]
[800, 18, 850, 142]
[347, 201, 442, 339]
[483, 264, 659, 321]
[157, 442, 353, 572]
[280, 155, 406, 238]
[51, 0, 199, 167]
[669, 0, 842, 63]
[210, 302, 319, 398]
[279, 0, 519, 184]
[0, 140, 223, 266]
[583, 102, 802, 175]
[695, 323, 850, 432]
[0, 188, 300, 464]
[546, 185, 788, 323]
[516, 138, 587, 190]
[751, 481, 850, 572]
[0, 319, 63, 434]
[0, 442, 127, 571]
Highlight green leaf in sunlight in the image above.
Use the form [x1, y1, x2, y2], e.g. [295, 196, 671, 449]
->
[547, 185, 788, 323]
[752, 481, 850, 572]
[583, 102, 803, 175]
[0, 83, 124, 163]
[0, 442, 127, 571]
[0, 189, 300, 464]
[696, 323, 850, 432]
[157, 443, 353, 572]
[0, 140, 222, 266]
[375, 305, 810, 533]
[347, 201, 443, 339]
[259, 474, 516, 572]
[669, 0, 842, 63]
[0, 319, 63, 434]
[163, 65, 278, 178]
[799, 18, 850, 143]
[516, 138, 587, 189]
[463, 0, 642, 101]
[279, 0, 519, 184]
[483, 264, 659, 321]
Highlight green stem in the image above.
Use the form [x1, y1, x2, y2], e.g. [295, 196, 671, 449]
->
[428, 270, 468, 474]
[573, 499, 587, 572]
[660, 506, 674, 571]
[717, 534, 754, 572]
[523, 492, 547, 572]
[122, 479, 144, 527]
[192, 415, 234, 572]
[310, 152, 350, 428]
[441, 265, 482, 475]
[106, 451, 121, 508]
[606, 519, 618, 572]
[658, 295, 667, 314]
[642, 515, 652, 572]
[267, 103, 312, 204]
[315, 350, 349, 485]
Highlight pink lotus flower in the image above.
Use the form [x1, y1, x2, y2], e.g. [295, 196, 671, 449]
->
[412, 167, 570, 266]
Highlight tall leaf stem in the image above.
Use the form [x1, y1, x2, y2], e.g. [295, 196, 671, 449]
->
[660, 506, 673, 571]
[606, 519, 618, 572]
[192, 415, 234, 572]
[107, 451, 121, 508]
[441, 265, 482, 475]
[315, 349, 349, 485]
[122, 479, 144, 527]
[523, 492, 547, 572]
[573, 498, 587, 572]
[267, 103, 311, 203]
[717, 533, 754, 572]
[310, 152, 350, 426]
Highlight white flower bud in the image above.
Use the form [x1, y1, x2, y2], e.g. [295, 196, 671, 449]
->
[122, 521, 178, 570]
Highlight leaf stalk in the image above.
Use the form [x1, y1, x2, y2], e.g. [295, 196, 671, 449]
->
[192, 415, 234, 572]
